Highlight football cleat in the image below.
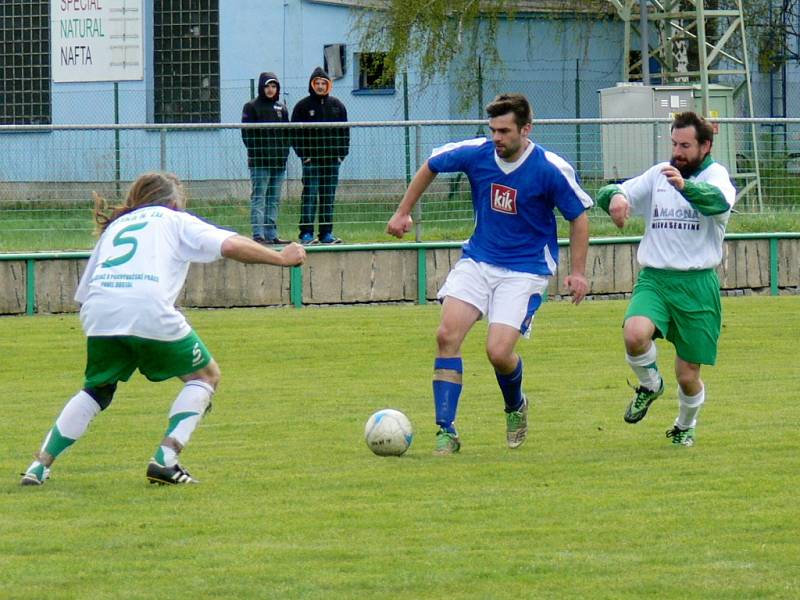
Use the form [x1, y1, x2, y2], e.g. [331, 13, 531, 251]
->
[20, 462, 50, 486]
[506, 395, 528, 449]
[623, 378, 664, 423]
[146, 460, 199, 485]
[666, 425, 695, 447]
[433, 429, 461, 455]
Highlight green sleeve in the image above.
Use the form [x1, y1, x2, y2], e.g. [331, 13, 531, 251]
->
[680, 181, 730, 216]
[595, 184, 626, 214]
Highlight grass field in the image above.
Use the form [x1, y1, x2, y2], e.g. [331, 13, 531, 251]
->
[1, 297, 798, 598]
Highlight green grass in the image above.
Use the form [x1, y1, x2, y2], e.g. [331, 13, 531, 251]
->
[2, 195, 800, 252]
[1, 297, 799, 598]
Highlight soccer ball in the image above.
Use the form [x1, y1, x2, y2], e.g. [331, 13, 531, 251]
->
[364, 409, 413, 456]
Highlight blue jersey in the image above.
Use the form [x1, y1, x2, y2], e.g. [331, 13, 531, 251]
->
[427, 138, 592, 275]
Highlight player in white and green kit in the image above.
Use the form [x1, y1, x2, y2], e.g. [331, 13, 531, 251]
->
[20, 172, 306, 486]
[595, 112, 736, 447]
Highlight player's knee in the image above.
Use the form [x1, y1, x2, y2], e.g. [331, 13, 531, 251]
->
[84, 383, 117, 411]
[622, 323, 651, 353]
[485, 344, 513, 371]
[675, 366, 701, 391]
[199, 360, 221, 389]
[435, 324, 459, 353]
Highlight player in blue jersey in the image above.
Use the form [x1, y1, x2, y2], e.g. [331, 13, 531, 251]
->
[387, 93, 592, 454]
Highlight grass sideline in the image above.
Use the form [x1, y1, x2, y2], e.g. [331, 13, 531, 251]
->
[1, 298, 799, 598]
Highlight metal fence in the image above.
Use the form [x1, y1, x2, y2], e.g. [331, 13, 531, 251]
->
[1, 117, 799, 250]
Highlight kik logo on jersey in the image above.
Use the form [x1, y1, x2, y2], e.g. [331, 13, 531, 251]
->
[491, 183, 518, 215]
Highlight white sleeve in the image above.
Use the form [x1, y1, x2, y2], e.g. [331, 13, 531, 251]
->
[620, 164, 663, 216]
[176, 212, 237, 263]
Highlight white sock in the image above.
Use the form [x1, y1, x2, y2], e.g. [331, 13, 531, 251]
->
[52, 390, 101, 441]
[158, 381, 214, 467]
[626, 342, 661, 391]
[676, 386, 704, 430]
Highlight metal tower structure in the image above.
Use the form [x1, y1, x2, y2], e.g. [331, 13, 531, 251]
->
[608, 0, 762, 205]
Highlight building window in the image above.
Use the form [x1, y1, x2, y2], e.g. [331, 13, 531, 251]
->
[354, 52, 395, 92]
[324, 44, 346, 79]
[0, 1, 51, 125]
[153, 0, 220, 123]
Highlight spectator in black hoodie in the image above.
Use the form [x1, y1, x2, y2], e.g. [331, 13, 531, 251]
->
[242, 71, 291, 245]
[291, 67, 349, 244]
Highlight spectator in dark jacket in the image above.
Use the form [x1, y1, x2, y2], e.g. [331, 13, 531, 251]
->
[291, 67, 349, 244]
[242, 71, 291, 244]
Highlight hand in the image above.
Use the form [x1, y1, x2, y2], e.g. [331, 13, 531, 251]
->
[386, 212, 413, 239]
[280, 242, 306, 266]
[303, 158, 311, 165]
[564, 272, 588, 305]
[661, 165, 685, 191]
[609, 194, 630, 228]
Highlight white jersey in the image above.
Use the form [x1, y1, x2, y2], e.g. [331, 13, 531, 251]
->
[619, 159, 736, 270]
[75, 206, 236, 341]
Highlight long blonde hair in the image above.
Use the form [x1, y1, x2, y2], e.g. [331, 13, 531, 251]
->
[93, 172, 187, 234]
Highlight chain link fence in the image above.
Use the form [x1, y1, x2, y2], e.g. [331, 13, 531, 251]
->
[1, 116, 799, 251]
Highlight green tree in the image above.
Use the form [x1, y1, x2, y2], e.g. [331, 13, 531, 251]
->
[352, 0, 513, 105]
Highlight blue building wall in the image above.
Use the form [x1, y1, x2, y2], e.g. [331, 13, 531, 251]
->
[4, 1, 793, 185]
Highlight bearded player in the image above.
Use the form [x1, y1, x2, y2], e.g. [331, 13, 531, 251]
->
[596, 111, 736, 447]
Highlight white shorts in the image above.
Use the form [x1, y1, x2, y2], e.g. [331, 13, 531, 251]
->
[437, 258, 549, 338]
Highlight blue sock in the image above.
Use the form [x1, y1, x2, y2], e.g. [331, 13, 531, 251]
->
[496, 357, 524, 413]
[433, 357, 462, 433]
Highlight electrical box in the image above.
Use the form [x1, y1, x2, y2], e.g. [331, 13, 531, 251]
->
[599, 83, 736, 180]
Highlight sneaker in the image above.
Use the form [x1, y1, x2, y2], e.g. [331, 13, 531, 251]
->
[506, 395, 528, 449]
[299, 233, 317, 245]
[623, 378, 664, 424]
[20, 462, 50, 486]
[433, 429, 461, 455]
[666, 425, 695, 447]
[318, 233, 343, 244]
[146, 460, 199, 485]
[268, 237, 292, 245]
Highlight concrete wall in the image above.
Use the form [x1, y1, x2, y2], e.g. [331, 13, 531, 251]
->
[2, 239, 798, 316]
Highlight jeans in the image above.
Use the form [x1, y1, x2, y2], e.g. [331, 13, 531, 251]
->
[250, 166, 286, 240]
[299, 161, 341, 237]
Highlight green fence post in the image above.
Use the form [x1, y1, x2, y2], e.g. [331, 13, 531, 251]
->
[417, 246, 427, 305]
[770, 237, 779, 296]
[26, 259, 36, 315]
[290, 265, 303, 307]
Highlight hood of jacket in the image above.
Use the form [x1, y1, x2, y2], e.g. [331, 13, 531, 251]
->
[307, 66, 332, 97]
[258, 71, 281, 101]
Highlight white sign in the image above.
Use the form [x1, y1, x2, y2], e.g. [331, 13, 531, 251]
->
[52, 0, 144, 83]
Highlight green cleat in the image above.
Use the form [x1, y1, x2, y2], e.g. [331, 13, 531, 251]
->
[20, 461, 50, 486]
[666, 425, 695, 447]
[623, 378, 664, 424]
[433, 429, 461, 455]
[505, 395, 528, 449]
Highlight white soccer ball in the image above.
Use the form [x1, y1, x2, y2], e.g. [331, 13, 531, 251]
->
[364, 409, 414, 456]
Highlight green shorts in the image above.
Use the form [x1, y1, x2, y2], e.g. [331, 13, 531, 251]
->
[83, 331, 212, 389]
[625, 267, 722, 365]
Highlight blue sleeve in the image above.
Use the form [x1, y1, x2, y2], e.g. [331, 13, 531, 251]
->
[548, 160, 593, 221]
[428, 149, 467, 174]
[428, 139, 486, 174]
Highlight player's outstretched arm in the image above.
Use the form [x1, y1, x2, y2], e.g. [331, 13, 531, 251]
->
[386, 162, 437, 238]
[221, 235, 306, 267]
[564, 212, 589, 305]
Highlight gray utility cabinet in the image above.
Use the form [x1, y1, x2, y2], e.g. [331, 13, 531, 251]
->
[599, 83, 736, 180]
